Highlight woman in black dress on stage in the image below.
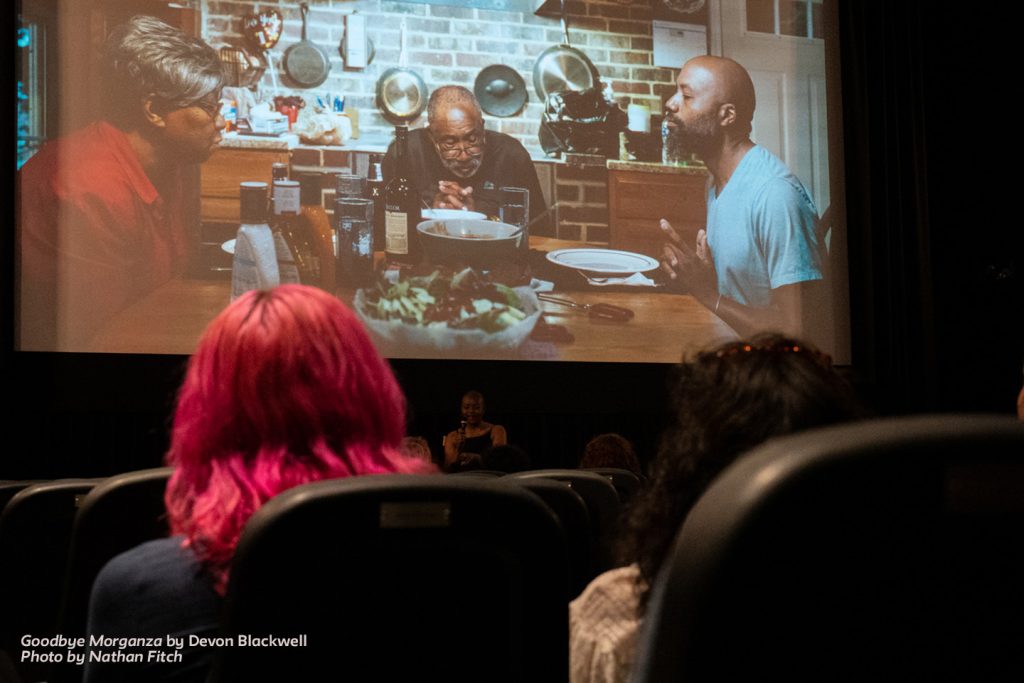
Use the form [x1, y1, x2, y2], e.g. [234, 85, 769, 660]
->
[443, 390, 507, 470]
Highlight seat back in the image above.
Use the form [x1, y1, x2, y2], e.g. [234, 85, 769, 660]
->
[633, 415, 1024, 682]
[211, 474, 569, 682]
[448, 469, 507, 478]
[0, 480, 47, 515]
[57, 468, 173, 645]
[505, 477, 595, 598]
[0, 479, 101, 682]
[582, 467, 644, 507]
[508, 469, 621, 573]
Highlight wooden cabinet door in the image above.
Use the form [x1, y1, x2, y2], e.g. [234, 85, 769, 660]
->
[608, 169, 708, 258]
[200, 148, 290, 223]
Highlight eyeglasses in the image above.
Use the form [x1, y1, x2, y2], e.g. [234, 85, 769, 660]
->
[193, 98, 224, 121]
[433, 132, 485, 159]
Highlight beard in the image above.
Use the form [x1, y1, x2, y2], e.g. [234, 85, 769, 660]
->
[443, 155, 483, 179]
[667, 113, 718, 158]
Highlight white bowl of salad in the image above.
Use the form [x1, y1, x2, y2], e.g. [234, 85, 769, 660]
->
[353, 268, 542, 358]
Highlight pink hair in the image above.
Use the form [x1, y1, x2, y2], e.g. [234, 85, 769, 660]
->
[165, 285, 433, 592]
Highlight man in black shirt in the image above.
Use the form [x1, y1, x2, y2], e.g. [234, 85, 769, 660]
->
[382, 85, 551, 235]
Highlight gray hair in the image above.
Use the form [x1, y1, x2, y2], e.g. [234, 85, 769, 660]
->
[427, 85, 483, 127]
[102, 15, 224, 120]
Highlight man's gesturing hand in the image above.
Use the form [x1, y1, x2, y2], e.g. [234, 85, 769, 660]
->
[659, 219, 716, 304]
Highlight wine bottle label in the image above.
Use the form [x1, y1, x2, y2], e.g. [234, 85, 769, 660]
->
[273, 190, 300, 215]
[385, 210, 408, 254]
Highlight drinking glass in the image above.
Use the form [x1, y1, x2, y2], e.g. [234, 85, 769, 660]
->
[335, 174, 365, 199]
[336, 198, 374, 286]
[499, 187, 530, 260]
[499, 187, 529, 229]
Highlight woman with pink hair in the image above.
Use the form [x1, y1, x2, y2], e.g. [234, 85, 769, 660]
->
[84, 285, 432, 682]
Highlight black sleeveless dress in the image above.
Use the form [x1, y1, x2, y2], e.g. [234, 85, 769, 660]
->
[460, 428, 493, 455]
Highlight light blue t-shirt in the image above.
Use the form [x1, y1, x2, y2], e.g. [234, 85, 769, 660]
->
[705, 145, 823, 308]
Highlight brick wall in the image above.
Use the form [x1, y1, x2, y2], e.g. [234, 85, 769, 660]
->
[200, 0, 676, 159]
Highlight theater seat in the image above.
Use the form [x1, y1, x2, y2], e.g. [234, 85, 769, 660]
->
[56, 466, 173, 660]
[210, 474, 569, 682]
[507, 469, 621, 574]
[0, 479, 101, 683]
[504, 477, 595, 598]
[0, 480, 47, 515]
[581, 467, 644, 506]
[633, 415, 1024, 682]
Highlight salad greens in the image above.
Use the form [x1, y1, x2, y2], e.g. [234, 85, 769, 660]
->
[362, 268, 527, 333]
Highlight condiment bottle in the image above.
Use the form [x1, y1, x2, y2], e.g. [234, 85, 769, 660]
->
[270, 180, 304, 285]
[231, 182, 279, 300]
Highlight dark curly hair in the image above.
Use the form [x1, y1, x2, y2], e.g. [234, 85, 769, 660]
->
[580, 433, 641, 476]
[619, 333, 865, 610]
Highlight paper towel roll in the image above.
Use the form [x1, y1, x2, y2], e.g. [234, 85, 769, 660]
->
[627, 104, 651, 133]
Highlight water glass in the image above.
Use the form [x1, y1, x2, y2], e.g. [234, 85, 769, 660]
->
[336, 198, 374, 286]
[335, 174, 365, 199]
[499, 187, 530, 259]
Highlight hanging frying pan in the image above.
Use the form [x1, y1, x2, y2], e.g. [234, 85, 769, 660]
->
[532, 0, 600, 101]
[376, 19, 428, 124]
[283, 3, 331, 88]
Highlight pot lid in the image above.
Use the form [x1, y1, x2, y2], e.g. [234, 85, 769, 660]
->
[474, 65, 528, 118]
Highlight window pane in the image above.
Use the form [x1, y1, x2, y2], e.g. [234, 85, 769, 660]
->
[746, 0, 775, 34]
[779, 0, 809, 38]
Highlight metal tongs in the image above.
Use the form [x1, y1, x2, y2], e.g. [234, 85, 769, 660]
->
[537, 294, 634, 321]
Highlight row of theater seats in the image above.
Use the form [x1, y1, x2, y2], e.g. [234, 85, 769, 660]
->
[3, 415, 1024, 681]
[0, 466, 642, 683]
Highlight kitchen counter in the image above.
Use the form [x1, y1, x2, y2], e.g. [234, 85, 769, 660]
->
[218, 132, 300, 150]
[606, 159, 708, 175]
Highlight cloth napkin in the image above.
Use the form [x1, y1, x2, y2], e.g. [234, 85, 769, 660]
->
[581, 272, 658, 288]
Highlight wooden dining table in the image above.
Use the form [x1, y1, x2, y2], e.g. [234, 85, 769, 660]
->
[89, 237, 737, 362]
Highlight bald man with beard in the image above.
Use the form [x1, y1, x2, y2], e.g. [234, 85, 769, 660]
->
[382, 85, 550, 234]
[659, 56, 826, 339]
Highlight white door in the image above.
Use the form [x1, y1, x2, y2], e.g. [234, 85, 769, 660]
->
[713, 0, 830, 214]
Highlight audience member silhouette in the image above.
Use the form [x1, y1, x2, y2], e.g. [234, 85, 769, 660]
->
[401, 436, 435, 465]
[580, 433, 642, 476]
[569, 334, 865, 683]
[84, 285, 433, 682]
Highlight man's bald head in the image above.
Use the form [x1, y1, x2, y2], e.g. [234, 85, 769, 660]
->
[682, 56, 756, 136]
[427, 85, 483, 127]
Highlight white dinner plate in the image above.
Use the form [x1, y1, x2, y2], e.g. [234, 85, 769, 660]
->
[545, 248, 660, 275]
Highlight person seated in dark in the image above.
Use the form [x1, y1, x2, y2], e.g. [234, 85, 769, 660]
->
[569, 334, 866, 683]
[443, 390, 508, 470]
[84, 285, 433, 682]
[579, 433, 642, 476]
[382, 85, 552, 235]
[18, 15, 226, 351]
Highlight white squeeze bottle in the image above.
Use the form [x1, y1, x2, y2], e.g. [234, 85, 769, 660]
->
[231, 182, 279, 300]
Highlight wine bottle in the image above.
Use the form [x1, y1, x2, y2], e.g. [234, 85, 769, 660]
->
[384, 126, 422, 265]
